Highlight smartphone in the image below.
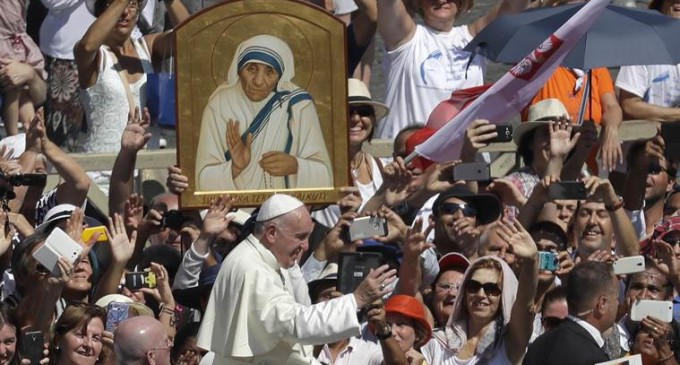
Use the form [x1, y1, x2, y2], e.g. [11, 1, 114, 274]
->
[487, 124, 513, 143]
[9, 173, 47, 187]
[453, 162, 491, 181]
[20, 330, 44, 365]
[613, 255, 645, 275]
[82, 226, 108, 243]
[630, 299, 673, 322]
[124, 271, 157, 290]
[32, 227, 83, 277]
[348, 216, 388, 242]
[548, 181, 587, 200]
[538, 251, 559, 272]
[106, 302, 130, 333]
[337, 252, 384, 294]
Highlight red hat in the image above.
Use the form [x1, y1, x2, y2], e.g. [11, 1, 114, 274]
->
[384, 295, 432, 347]
[654, 216, 680, 241]
[438, 252, 471, 273]
[405, 128, 437, 171]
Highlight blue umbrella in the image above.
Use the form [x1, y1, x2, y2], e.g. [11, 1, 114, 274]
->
[464, 3, 680, 69]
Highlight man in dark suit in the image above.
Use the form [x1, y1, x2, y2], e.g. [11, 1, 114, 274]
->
[523, 261, 619, 365]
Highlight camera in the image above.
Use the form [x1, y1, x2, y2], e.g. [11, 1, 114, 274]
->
[161, 210, 185, 230]
[0, 172, 47, 203]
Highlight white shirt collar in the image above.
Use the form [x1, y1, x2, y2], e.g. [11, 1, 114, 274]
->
[568, 315, 605, 348]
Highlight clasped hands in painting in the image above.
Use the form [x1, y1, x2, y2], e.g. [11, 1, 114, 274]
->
[226, 119, 298, 178]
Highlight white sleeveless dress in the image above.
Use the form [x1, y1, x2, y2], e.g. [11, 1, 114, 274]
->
[79, 38, 154, 194]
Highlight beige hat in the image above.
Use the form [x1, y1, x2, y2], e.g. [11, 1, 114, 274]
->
[348, 79, 389, 121]
[94, 294, 134, 308]
[513, 98, 569, 145]
[256, 194, 304, 222]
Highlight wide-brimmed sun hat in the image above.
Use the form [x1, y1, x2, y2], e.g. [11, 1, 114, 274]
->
[432, 185, 502, 225]
[513, 98, 569, 145]
[348, 78, 389, 121]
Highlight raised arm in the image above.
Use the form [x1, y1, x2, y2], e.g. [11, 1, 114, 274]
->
[397, 218, 434, 296]
[75, 0, 131, 88]
[34, 108, 90, 207]
[377, 0, 416, 51]
[352, 0, 378, 47]
[500, 220, 538, 364]
[109, 107, 151, 216]
[144, 0, 190, 61]
[584, 176, 639, 257]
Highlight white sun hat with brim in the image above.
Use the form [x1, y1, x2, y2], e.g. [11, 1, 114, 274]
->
[348, 78, 389, 121]
[513, 98, 570, 146]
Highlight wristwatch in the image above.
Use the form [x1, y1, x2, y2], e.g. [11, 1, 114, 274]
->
[376, 324, 392, 341]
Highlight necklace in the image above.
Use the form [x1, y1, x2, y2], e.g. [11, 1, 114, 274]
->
[351, 152, 364, 180]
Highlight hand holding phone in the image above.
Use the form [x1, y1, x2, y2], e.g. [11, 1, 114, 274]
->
[348, 216, 388, 242]
[487, 125, 513, 143]
[106, 302, 130, 332]
[548, 181, 587, 200]
[337, 252, 384, 294]
[124, 271, 157, 290]
[452, 162, 491, 182]
[538, 251, 559, 272]
[20, 330, 44, 365]
[613, 255, 645, 275]
[82, 226, 108, 243]
[32, 227, 83, 277]
[630, 300, 673, 322]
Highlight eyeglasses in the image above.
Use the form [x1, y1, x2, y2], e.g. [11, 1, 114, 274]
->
[465, 279, 502, 296]
[435, 282, 461, 293]
[439, 203, 477, 217]
[106, 0, 140, 11]
[649, 163, 668, 175]
[350, 105, 374, 117]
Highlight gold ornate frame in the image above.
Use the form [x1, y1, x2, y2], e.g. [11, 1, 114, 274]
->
[175, 0, 348, 208]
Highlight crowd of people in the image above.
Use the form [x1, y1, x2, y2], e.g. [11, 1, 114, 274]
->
[0, 0, 679, 364]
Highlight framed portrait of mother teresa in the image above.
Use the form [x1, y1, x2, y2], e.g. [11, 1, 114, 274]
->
[175, 0, 348, 208]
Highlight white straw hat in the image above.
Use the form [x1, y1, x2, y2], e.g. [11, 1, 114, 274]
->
[348, 79, 389, 121]
[514, 98, 569, 145]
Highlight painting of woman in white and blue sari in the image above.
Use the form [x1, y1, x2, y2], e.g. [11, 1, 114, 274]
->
[195, 34, 332, 191]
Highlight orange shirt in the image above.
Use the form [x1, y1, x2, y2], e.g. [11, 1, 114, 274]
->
[522, 67, 615, 124]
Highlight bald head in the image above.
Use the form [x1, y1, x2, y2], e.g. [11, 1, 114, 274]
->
[114, 316, 170, 365]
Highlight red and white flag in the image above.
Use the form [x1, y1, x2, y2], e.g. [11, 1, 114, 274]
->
[414, 0, 609, 162]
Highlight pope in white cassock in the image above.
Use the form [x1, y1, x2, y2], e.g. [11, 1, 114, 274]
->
[197, 194, 396, 364]
[195, 35, 333, 191]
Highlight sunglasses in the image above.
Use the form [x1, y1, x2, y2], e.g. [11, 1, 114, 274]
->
[439, 202, 477, 217]
[465, 279, 502, 296]
[350, 105, 375, 117]
[649, 163, 668, 175]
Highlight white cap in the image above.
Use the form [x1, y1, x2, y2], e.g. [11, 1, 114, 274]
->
[256, 194, 304, 222]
